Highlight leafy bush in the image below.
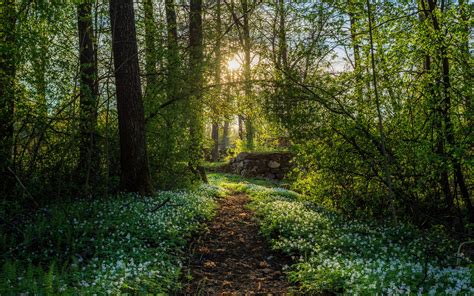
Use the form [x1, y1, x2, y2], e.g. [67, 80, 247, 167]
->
[0, 184, 221, 294]
[227, 180, 474, 295]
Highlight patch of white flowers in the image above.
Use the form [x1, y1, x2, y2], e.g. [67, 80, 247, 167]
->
[2, 184, 219, 294]
[240, 182, 473, 295]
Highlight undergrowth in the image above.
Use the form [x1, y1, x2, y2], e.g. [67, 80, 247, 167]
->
[213, 175, 474, 295]
[0, 184, 224, 294]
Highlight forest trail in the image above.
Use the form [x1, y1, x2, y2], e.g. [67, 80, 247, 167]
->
[183, 193, 292, 295]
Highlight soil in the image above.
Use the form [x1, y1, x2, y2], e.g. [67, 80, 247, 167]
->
[182, 193, 293, 295]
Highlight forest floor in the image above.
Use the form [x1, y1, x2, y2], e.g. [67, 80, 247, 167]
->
[182, 193, 292, 295]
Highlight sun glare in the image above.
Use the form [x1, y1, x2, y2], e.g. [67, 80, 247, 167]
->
[227, 58, 241, 71]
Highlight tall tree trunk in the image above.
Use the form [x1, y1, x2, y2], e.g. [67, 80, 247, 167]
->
[165, 0, 179, 103]
[144, 0, 158, 100]
[221, 121, 229, 154]
[418, 0, 453, 210]
[241, 0, 254, 150]
[156, 0, 180, 178]
[26, 19, 49, 178]
[367, 0, 397, 222]
[424, 0, 472, 221]
[431, 0, 473, 222]
[109, 0, 153, 195]
[77, 0, 99, 193]
[165, 0, 179, 73]
[458, 0, 472, 127]
[348, 0, 363, 107]
[0, 0, 16, 198]
[211, 124, 219, 161]
[211, 0, 222, 162]
[188, 0, 207, 182]
[33, 21, 48, 120]
[277, 0, 288, 72]
[238, 115, 244, 140]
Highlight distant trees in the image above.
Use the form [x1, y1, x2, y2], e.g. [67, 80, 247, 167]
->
[109, 0, 153, 194]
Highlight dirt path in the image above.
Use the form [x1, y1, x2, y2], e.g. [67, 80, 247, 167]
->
[183, 193, 292, 295]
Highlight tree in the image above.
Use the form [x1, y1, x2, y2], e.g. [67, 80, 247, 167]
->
[211, 0, 223, 162]
[188, 0, 207, 182]
[143, 0, 158, 99]
[421, 0, 473, 222]
[77, 0, 99, 193]
[366, 0, 397, 221]
[0, 0, 16, 198]
[241, 0, 254, 150]
[109, 0, 153, 194]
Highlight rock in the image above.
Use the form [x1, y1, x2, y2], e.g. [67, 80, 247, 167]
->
[268, 160, 280, 168]
[265, 173, 276, 179]
[236, 152, 249, 162]
[229, 152, 293, 180]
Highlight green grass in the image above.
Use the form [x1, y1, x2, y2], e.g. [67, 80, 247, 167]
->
[207, 173, 286, 189]
[202, 161, 228, 170]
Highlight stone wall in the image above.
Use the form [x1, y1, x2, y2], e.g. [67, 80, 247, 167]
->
[228, 152, 293, 180]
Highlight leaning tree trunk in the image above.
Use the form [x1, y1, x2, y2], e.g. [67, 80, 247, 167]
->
[77, 0, 99, 193]
[0, 0, 16, 198]
[109, 0, 153, 195]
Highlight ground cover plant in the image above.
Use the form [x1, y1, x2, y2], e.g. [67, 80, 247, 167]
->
[213, 175, 474, 295]
[0, 184, 223, 294]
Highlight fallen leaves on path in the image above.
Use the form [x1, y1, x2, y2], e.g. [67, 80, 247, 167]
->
[183, 194, 292, 295]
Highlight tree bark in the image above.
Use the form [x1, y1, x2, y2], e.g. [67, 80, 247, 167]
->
[165, 0, 179, 97]
[77, 0, 99, 193]
[348, 0, 364, 108]
[241, 0, 254, 150]
[0, 0, 16, 198]
[211, 0, 222, 162]
[221, 121, 229, 154]
[188, 0, 206, 181]
[277, 0, 288, 72]
[144, 0, 158, 99]
[238, 115, 244, 140]
[211, 123, 219, 161]
[109, 0, 153, 195]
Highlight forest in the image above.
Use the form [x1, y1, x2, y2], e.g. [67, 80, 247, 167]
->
[0, 0, 472, 294]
